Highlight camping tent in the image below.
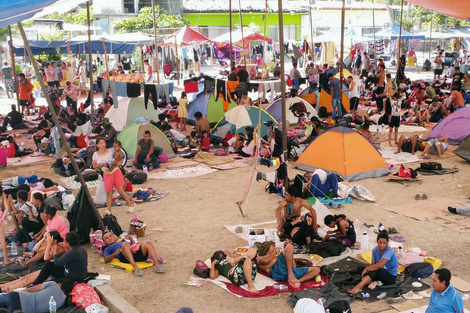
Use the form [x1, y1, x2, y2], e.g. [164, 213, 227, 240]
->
[105, 97, 163, 132]
[163, 26, 211, 46]
[454, 135, 470, 162]
[370, 23, 425, 40]
[266, 97, 318, 124]
[294, 127, 390, 181]
[318, 89, 350, 113]
[428, 106, 470, 145]
[212, 31, 273, 49]
[211, 105, 277, 140]
[187, 91, 238, 126]
[117, 123, 175, 158]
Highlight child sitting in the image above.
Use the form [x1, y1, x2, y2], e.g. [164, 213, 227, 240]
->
[189, 131, 199, 149]
[110, 141, 124, 170]
[200, 130, 210, 151]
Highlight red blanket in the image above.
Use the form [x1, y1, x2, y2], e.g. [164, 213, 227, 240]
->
[224, 272, 329, 298]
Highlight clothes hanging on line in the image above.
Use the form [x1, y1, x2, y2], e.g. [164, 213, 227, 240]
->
[214, 79, 227, 101]
[101, 79, 118, 108]
[116, 82, 127, 97]
[126, 83, 141, 98]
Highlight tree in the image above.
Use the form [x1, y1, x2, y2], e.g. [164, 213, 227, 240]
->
[114, 6, 189, 32]
[42, 7, 93, 26]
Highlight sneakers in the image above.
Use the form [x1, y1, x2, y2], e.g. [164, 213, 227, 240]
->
[134, 268, 143, 277]
[153, 266, 165, 274]
[448, 206, 457, 214]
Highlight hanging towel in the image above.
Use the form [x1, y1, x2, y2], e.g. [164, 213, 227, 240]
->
[116, 82, 127, 97]
[204, 77, 215, 92]
[101, 79, 118, 108]
[126, 83, 141, 98]
[159, 83, 171, 102]
[286, 80, 293, 87]
[214, 79, 227, 101]
[184, 80, 199, 94]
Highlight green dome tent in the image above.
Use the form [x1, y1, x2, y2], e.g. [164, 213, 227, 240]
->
[105, 97, 163, 131]
[117, 123, 175, 158]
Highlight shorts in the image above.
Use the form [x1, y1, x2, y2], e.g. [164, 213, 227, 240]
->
[350, 97, 359, 111]
[269, 252, 309, 281]
[365, 268, 397, 285]
[342, 233, 356, 247]
[427, 138, 447, 154]
[47, 81, 59, 87]
[402, 140, 413, 153]
[434, 69, 443, 75]
[389, 116, 400, 128]
[103, 169, 126, 193]
[227, 256, 258, 286]
[19, 100, 30, 107]
[118, 248, 148, 263]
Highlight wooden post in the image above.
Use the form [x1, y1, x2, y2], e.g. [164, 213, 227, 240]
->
[372, 5, 376, 62]
[239, 0, 246, 66]
[397, 0, 404, 67]
[277, 0, 287, 158]
[8, 26, 20, 107]
[152, 0, 161, 83]
[174, 35, 180, 85]
[229, 0, 233, 63]
[309, 3, 314, 63]
[340, 0, 345, 104]
[86, 1, 94, 125]
[429, 13, 433, 60]
[140, 45, 145, 72]
[17, 22, 104, 230]
[102, 39, 109, 78]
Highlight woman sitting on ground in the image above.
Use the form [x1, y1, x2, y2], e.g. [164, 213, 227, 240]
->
[350, 231, 398, 294]
[284, 213, 318, 247]
[0, 231, 66, 292]
[323, 214, 356, 247]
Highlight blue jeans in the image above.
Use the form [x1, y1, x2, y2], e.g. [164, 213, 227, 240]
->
[332, 97, 342, 120]
[0, 292, 22, 311]
[310, 173, 338, 197]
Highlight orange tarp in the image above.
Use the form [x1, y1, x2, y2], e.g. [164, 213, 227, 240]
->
[404, 0, 470, 21]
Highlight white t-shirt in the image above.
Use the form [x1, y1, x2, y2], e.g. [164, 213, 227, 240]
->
[78, 66, 87, 82]
[434, 56, 443, 70]
[391, 99, 401, 116]
[241, 140, 255, 156]
[92, 149, 114, 171]
[15, 201, 37, 217]
[349, 81, 359, 98]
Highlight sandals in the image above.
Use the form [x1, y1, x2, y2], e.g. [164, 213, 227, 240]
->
[415, 194, 428, 200]
[415, 194, 421, 200]
[403, 291, 423, 300]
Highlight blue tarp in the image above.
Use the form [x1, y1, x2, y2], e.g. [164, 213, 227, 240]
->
[368, 23, 425, 40]
[0, 0, 58, 28]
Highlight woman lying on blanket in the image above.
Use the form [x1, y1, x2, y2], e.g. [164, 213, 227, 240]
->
[283, 213, 319, 247]
[350, 231, 398, 294]
[0, 231, 66, 292]
[209, 248, 259, 294]
[323, 214, 356, 247]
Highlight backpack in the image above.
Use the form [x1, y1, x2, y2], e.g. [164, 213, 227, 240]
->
[44, 193, 64, 211]
[419, 161, 442, 171]
[193, 260, 210, 278]
[404, 262, 434, 279]
[76, 169, 99, 182]
[318, 106, 328, 118]
[125, 171, 147, 184]
[102, 214, 122, 236]
[398, 164, 417, 178]
[327, 300, 351, 313]
[70, 283, 103, 309]
[423, 59, 432, 71]
[308, 240, 345, 258]
[289, 101, 307, 118]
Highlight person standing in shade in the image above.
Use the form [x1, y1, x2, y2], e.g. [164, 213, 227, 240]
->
[328, 73, 342, 120]
[1, 60, 14, 99]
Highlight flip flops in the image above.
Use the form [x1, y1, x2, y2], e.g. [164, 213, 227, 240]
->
[418, 290, 432, 298]
[415, 194, 421, 200]
[403, 291, 423, 300]
[415, 194, 428, 200]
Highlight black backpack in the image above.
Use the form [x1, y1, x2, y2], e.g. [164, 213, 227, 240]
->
[76, 169, 99, 182]
[423, 59, 432, 71]
[404, 262, 434, 279]
[318, 106, 328, 118]
[419, 161, 442, 171]
[102, 213, 122, 236]
[327, 300, 351, 313]
[308, 240, 345, 258]
[125, 171, 147, 184]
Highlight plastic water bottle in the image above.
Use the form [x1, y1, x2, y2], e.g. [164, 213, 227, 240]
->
[89, 228, 95, 244]
[274, 283, 288, 290]
[19, 141, 25, 152]
[361, 231, 369, 250]
[95, 230, 103, 241]
[381, 124, 385, 134]
[62, 193, 70, 211]
[49, 296, 56, 313]
[11, 241, 17, 255]
[142, 165, 148, 174]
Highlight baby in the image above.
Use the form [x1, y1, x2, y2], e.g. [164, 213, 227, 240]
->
[110, 141, 124, 170]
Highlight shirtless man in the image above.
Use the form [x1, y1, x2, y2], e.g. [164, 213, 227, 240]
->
[256, 241, 320, 289]
[275, 186, 317, 238]
[144, 59, 153, 83]
[376, 64, 386, 112]
[239, 91, 253, 106]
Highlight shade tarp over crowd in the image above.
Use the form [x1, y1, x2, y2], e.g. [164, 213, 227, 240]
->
[0, 0, 58, 27]
[163, 26, 211, 46]
[369, 23, 425, 40]
[12, 33, 155, 56]
[212, 31, 273, 49]
[404, 0, 470, 21]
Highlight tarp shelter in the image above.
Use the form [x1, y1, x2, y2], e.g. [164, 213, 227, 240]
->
[428, 106, 470, 145]
[186, 91, 238, 126]
[454, 136, 470, 162]
[370, 23, 425, 40]
[0, 0, 57, 27]
[105, 97, 163, 132]
[163, 26, 211, 46]
[12, 32, 155, 56]
[404, 0, 470, 21]
[266, 97, 318, 124]
[318, 89, 350, 113]
[212, 31, 273, 49]
[117, 123, 175, 158]
[294, 127, 390, 181]
[211, 105, 277, 140]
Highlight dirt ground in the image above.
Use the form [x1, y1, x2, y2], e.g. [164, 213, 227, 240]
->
[2, 131, 470, 313]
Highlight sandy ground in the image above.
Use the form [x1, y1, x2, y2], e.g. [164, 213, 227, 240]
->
[1, 135, 470, 313]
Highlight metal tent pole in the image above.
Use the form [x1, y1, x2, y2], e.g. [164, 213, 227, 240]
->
[86, 1, 95, 125]
[340, 0, 345, 104]
[397, 0, 404, 66]
[8, 26, 20, 108]
[17, 22, 104, 230]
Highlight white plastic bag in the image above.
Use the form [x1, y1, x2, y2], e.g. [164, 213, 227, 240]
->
[85, 303, 109, 313]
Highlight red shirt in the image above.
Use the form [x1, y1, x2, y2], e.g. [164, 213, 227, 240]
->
[201, 137, 210, 151]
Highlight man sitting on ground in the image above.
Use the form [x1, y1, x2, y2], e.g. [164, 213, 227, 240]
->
[210, 248, 259, 294]
[133, 130, 160, 170]
[306, 169, 338, 198]
[2, 105, 25, 130]
[426, 268, 464, 313]
[275, 186, 318, 239]
[102, 230, 165, 277]
[395, 135, 425, 155]
[194, 111, 210, 136]
[256, 241, 320, 289]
